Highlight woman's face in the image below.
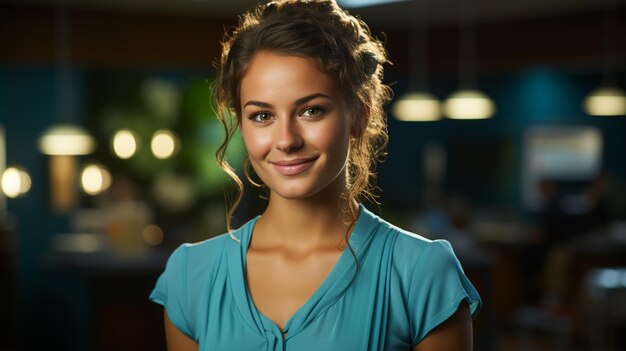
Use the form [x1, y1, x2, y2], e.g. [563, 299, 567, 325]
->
[239, 51, 352, 201]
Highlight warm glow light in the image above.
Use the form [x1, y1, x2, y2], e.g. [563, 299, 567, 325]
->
[38, 124, 96, 155]
[584, 87, 626, 116]
[142, 224, 164, 246]
[53, 233, 101, 253]
[444, 89, 496, 120]
[1, 167, 31, 198]
[392, 92, 442, 121]
[81, 163, 112, 195]
[112, 129, 138, 159]
[151, 130, 178, 159]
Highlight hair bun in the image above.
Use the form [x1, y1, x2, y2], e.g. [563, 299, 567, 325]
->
[263, 1, 278, 13]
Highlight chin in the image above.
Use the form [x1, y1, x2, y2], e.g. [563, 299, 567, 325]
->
[270, 177, 346, 201]
[270, 186, 320, 200]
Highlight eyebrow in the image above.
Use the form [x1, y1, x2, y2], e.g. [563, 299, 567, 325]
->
[242, 93, 332, 109]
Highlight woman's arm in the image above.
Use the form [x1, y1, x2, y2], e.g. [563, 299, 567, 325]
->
[164, 309, 198, 351]
[413, 302, 473, 351]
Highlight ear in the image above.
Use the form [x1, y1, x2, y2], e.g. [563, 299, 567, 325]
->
[351, 104, 370, 138]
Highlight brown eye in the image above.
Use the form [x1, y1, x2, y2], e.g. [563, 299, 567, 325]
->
[250, 112, 272, 122]
[301, 107, 324, 117]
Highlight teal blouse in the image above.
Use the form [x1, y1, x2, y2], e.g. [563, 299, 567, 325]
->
[150, 205, 481, 350]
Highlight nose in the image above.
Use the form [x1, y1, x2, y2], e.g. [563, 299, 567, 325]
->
[274, 118, 303, 153]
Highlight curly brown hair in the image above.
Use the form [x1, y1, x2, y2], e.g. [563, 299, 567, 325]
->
[215, 0, 391, 241]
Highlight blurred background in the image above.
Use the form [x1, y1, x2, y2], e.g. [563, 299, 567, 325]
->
[1, 0, 626, 350]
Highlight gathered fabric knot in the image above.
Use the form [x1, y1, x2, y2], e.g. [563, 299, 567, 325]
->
[264, 328, 285, 351]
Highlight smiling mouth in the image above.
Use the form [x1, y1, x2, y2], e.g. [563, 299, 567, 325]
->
[271, 158, 317, 176]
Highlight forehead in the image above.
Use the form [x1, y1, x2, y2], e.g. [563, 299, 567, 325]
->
[239, 51, 340, 106]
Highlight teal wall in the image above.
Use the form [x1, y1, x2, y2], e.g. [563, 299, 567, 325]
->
[0, 66, 89, 350]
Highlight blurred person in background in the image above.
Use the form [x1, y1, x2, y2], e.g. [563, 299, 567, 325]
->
[149, 1, 481, 350]
[580, 171, 610, 233]
[526, 173, 612, 308]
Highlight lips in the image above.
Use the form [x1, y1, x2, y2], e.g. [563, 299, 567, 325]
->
[271, 157, 317, 176]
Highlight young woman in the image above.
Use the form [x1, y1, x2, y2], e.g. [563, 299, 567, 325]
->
[150, 1, 481, 350]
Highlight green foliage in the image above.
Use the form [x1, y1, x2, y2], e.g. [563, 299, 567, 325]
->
[90, 72, 245, 211]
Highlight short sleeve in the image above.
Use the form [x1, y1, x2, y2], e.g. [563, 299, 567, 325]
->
[149, 244, 195, 340]
[409, 240, 481, 345]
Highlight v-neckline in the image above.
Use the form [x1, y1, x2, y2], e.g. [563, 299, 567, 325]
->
[226, 204, 380, 340]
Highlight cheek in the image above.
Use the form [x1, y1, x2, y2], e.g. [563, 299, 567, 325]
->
[308, 119, 350, 155]
[241, 126, 271, 160]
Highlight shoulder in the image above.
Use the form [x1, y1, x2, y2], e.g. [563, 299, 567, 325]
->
[363, 207, 458, 261]
[387, 219, 461, 277]
[367, 212, 463, 282]
[164, 223, 247, 279]
[362, 209, 482, 344]
[174, 215, 258, 262]
[180, 233, 233, 263]
[368, 212, 437, 262]
[150, 232, 238, 341]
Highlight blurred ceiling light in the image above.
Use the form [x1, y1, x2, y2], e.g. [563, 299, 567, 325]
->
[445, 0, 495, 120]
[444, 89, 496, 120]
[142, 224, 164, 246]
[112, 129, 138, 159]
[584, 87, 626, 116]
[393, 92, 441, 121]
[1, 166, 31, 198]
[37, 1, 92, 213]
[391, 1, 441, 122]
[81, 163, 112, 196]
[585, 3, 624, 117]
[338, 0, 410, 8]
[38, 124, 96, 155]
[151, 129, 179, 159]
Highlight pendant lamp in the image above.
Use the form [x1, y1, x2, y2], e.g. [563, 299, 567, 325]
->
[392, 0, 442, 122]
[444, 0, 495, 120]
[584, 6, 626, 116]
[38, 0, 96, 213]
[584, 87, 626, 116]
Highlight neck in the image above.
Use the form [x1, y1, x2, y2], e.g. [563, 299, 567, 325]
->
[253, 183, 358, 250]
